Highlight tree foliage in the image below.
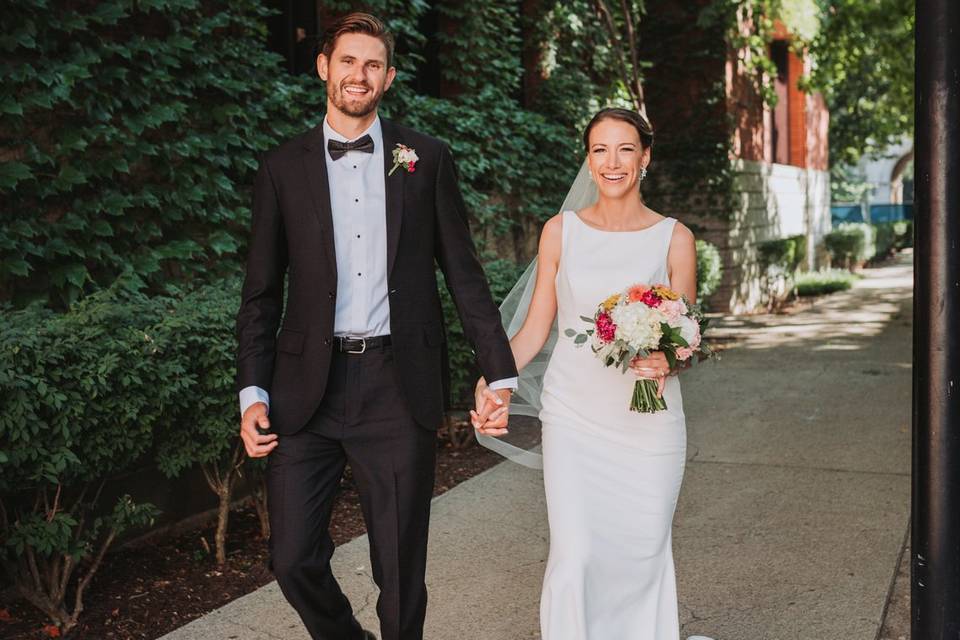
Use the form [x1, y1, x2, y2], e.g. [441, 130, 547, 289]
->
[0, 285, 170, 631]
[808, 0, 914, 167]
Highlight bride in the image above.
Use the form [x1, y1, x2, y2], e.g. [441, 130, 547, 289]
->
[472, 107, 698, 639]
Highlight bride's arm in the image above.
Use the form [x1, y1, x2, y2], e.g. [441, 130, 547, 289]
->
[631, 223, 697, 385]
[508, 214, 562, 372]
[473, 215, 561, 431]
[667, 222, 697, 302]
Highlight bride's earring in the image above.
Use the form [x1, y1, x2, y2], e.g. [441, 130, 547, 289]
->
[640, 166, 648, 181]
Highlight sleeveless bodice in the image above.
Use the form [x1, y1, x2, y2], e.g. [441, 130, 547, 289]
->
[540, 210, 686, 446]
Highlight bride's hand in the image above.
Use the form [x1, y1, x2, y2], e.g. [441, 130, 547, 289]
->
[471, 377, 509, 437]
[630, 352, 670, 398]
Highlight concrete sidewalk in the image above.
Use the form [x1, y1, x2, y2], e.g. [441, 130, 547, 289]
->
[162, 254, 912, 640]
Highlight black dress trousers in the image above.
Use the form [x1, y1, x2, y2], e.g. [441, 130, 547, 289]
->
[266, 343, 437, 640]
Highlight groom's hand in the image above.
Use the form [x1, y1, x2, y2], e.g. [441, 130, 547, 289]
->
[471, 385, 511, 437]
[240, 402, 278, 458]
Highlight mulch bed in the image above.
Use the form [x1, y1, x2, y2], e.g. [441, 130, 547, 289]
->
[1, 421, 502, 640]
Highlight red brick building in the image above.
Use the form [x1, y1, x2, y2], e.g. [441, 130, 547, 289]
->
[646, 11, 832, 311]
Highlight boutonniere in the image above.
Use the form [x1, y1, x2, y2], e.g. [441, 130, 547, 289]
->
[389, 143, 418, 176]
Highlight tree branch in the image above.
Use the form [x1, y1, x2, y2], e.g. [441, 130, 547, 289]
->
[619, 0, 646, 114]
[594, 0, 645, 113]
[69, 527, 118, 632]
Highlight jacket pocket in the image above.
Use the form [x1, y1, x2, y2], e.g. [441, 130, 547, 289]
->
[276, 328, 305, 354]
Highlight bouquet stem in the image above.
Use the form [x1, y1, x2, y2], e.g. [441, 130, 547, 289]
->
[630, 378, 668, 413]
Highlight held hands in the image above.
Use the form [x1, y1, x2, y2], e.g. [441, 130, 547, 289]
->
[470, 377, 512, 438]
[240, 402, 278, 458]
[630, 351, 671, 399]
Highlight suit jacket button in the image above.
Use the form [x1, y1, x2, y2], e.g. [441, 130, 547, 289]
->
[328, 291, 335, 299]
[324, 338, 331, 346]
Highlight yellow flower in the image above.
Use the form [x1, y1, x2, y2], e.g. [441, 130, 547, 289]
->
[601, 293, 621, 311]
[653, 285, 681, 301]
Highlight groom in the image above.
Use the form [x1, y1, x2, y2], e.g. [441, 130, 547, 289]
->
[235, 12, 517, 640]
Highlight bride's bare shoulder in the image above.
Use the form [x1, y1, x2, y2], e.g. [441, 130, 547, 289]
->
[538, 213, 564, 259]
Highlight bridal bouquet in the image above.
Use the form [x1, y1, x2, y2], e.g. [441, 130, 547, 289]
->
[565, 284, 712, 413]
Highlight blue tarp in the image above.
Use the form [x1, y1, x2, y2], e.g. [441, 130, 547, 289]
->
[831, 203, 914, 225]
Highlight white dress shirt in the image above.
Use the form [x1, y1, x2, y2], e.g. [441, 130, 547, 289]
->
[239, 116, 516, 417]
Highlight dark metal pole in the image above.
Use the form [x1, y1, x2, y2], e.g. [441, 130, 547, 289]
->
[913, 0, 960, 637]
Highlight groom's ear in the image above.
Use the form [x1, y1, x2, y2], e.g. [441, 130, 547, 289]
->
[384, 65, 397, 91]
[316, 53, 329, 82]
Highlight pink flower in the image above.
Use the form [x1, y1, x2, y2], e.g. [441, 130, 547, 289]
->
[659, 299, 688, 321]
[595, 311, 617, 343]
[676, 346, 695, 361]
[639, 289, 662, 308]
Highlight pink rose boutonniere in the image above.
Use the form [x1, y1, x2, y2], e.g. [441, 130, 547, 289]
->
[389, 143, 418, 176]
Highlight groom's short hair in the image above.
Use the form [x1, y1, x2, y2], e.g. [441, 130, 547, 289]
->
[322, 12, 395, 67]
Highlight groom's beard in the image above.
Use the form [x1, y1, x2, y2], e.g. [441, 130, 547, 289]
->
[328, 80, 384, 118]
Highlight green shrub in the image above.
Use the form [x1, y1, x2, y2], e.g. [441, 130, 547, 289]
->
[825, 223, 877, 269]
[757, 234, 807, 273]
[440, 259, 526, 407]
[152, 280, 243, 566]
[874, 220, 912, 258]
[898, 220, 914, 249]
[0, 286, 169, 632]
[795, 269, 860, 296]
[695, 239, 723, 302]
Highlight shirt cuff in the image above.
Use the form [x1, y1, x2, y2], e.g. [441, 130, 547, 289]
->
[239, 386, 270, 417]
[487, 377, 518, 391]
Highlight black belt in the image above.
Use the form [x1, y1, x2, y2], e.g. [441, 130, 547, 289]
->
[335, 335, 391, 354]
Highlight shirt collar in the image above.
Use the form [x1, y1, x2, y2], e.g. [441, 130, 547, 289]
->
[323, 114, 382, 145]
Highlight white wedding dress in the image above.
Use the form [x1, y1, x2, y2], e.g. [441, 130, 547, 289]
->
[539, 210, 687, 639]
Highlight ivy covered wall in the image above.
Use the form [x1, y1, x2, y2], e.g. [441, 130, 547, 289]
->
[2, 0, 810, 315]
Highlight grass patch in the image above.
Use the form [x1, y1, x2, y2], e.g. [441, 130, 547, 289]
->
[795, 269, 861, 297]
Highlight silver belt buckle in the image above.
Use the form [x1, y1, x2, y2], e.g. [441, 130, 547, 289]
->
[346, 337, 367, 354]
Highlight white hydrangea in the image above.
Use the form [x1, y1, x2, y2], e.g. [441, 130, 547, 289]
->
[610, 302, 665, 350]
[676, 314, 702, 348]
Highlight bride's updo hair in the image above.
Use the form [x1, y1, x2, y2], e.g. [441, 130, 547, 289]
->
[583, 108, 654, 152]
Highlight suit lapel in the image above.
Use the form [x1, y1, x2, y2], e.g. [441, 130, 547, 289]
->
[301, 125, 338, 281]
[381, 118, 405, 277]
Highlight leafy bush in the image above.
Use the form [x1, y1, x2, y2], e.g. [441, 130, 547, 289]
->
[153, 280, 243, 566]
[825, 223, 877, 269]
[874, 220, 912, 258]
[795, 269, 860, 296]
[0, 286, 171, 632]
[1, 0, 321, 308]
[757, 234, 807, 273]
[695, 239, 723, 302]
[440, 259, 526, 407]
[899, 220, 914, 248]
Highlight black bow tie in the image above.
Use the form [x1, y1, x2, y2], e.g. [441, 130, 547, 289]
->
[327, 134, 375, 160]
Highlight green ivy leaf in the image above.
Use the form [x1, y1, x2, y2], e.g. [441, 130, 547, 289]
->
[91, 220, 114, 237]
[0, 162, 33, 189]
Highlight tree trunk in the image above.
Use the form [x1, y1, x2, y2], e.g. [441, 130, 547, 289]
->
[214, 483, 232, 566]
[204, 444, 244, 567]
[252, 472, 270, 540]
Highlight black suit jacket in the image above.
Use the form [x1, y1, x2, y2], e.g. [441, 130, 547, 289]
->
[235, 118, 517, 434]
